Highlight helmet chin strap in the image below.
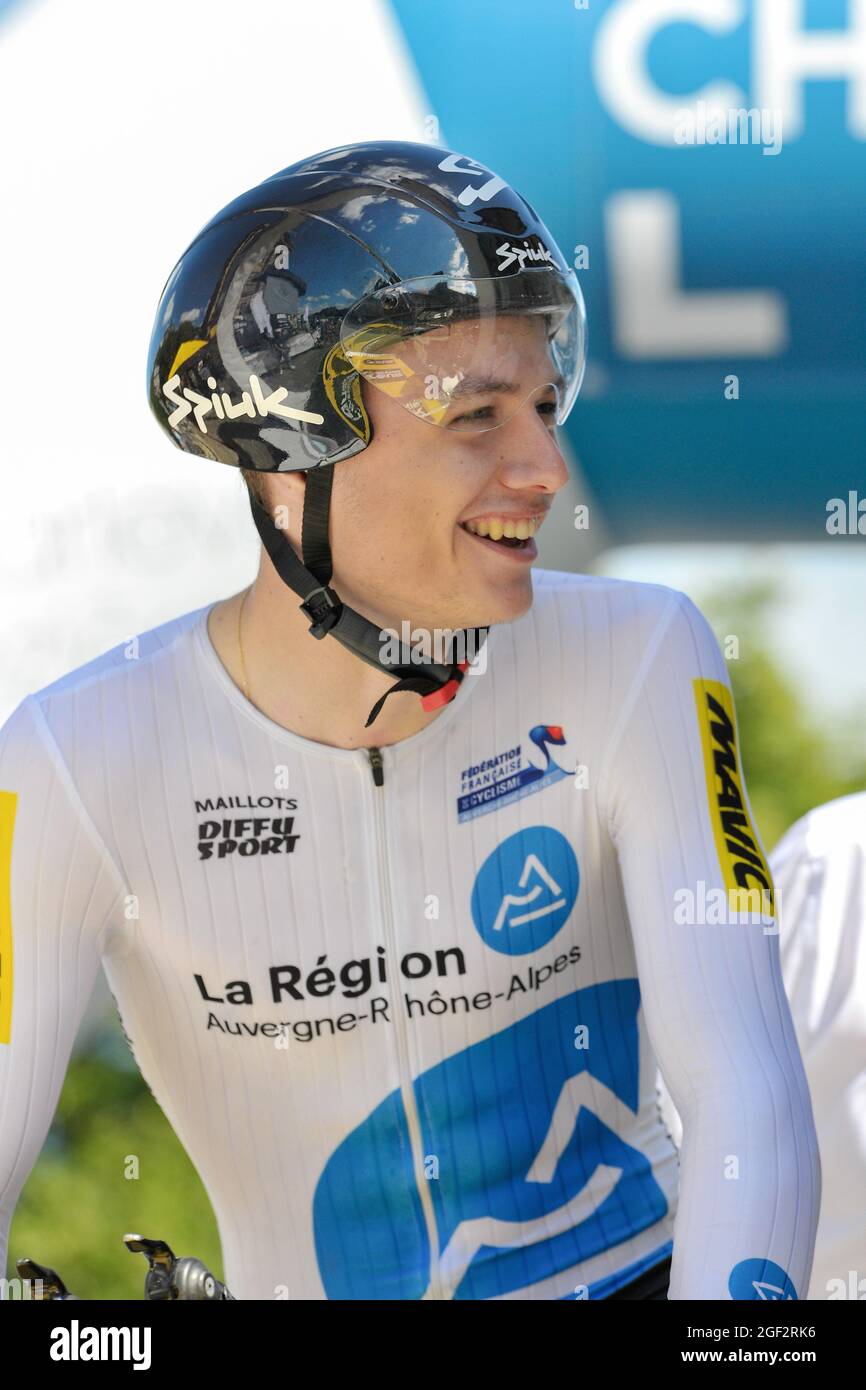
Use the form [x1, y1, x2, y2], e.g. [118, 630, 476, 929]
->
[247, 469, 488, 728]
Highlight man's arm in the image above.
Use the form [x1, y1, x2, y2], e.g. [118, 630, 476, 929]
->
[596, 589, 820, 1301]
[0, 698, 126, 1287]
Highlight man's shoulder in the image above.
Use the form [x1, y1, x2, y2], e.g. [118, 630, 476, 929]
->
[36, 605, 207, 699]
[528, 567, 688, 632]
[0, 605, 213, 776]
[515, 570, 722, 712]
[532, 567, 683, 603]
[20, 605, 211, 739]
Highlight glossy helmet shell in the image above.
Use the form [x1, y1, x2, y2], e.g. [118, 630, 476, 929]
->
[146, 139, 579, 474]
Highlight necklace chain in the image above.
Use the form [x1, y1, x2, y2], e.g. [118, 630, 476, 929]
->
[237, 586, 252, 703]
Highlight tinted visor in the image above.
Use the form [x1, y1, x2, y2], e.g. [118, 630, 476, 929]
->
[340, 266, 586, 432]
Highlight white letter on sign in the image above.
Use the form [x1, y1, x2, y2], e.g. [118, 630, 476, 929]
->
[593, 0, 745, 144]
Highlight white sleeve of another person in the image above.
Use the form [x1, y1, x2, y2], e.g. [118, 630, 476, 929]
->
[769, 794, 866, 1301]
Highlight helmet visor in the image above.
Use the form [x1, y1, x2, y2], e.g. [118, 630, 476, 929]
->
[339, 266, 586, 433]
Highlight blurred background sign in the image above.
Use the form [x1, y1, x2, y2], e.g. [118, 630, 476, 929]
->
[391, 0, 866, 545]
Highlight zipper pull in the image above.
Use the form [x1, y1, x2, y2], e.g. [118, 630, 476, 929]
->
[368, 747, 384, 788]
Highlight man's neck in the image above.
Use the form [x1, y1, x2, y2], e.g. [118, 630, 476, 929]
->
[206, 567, 454, 751]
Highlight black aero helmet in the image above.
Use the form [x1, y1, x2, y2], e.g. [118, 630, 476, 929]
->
[146, 140, 587, 726]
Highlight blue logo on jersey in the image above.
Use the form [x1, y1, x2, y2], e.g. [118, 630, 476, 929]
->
[313, 979, 669, 1299]
[471, 825, 579, 956]
[728, 1259, 798, 1301]
[457, 724, 574, 822]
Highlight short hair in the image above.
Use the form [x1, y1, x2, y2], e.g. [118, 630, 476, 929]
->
[240, 468, 270, 510]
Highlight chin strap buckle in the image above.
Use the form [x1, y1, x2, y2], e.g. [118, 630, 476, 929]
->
[420, 661, 470, 711]
[300, 585, 341, 639]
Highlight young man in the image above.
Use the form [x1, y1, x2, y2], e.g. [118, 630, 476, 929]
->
[0, 140, 819, 1300]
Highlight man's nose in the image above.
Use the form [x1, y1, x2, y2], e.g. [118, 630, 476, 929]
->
[494, 392, 570, 491]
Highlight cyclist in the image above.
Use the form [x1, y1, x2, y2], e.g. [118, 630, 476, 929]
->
[0, 140, 819, 1300]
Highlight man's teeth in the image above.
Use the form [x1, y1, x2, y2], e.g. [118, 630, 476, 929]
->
[463, 517, 540, 541]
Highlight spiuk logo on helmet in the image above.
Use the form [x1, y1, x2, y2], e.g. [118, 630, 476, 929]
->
[163, 372, 324, 436]
[495, 238, 554, 273]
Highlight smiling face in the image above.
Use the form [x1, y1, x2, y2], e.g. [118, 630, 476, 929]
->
[323, 313, 571, 636]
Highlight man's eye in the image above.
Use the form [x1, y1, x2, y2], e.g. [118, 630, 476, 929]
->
[450, 399, 558, 428]
[452, 405, 495, 425]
